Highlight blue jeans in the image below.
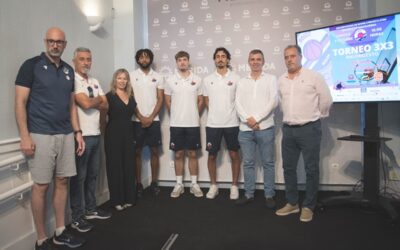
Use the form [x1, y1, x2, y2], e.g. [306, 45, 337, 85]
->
[238, 127, 275, 198]
[70, 136, 101, 220]
[281, 120, 321, 209]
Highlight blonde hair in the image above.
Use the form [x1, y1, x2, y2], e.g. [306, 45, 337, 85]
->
[110, 68, 133, 96]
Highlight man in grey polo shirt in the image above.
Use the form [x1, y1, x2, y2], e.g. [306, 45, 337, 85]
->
[15, 27, 85, 250]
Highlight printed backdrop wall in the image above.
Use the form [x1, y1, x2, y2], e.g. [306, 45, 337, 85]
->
[146, 0, 361, 184]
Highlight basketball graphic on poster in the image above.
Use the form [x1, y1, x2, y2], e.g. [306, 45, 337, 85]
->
[303, 39, 322, 61]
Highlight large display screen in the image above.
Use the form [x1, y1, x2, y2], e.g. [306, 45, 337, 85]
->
[296, 13, 400, 102]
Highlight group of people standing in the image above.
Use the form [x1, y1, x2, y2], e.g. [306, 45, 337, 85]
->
[15, 27, 332, 250]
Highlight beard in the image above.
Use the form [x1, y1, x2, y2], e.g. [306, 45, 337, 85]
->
[138, 61, 151, 70]
[81, 67, 90, 75]
[47, 48, 63, 57]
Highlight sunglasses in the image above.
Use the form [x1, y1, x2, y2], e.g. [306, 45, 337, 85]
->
[87, 86, 94, 98]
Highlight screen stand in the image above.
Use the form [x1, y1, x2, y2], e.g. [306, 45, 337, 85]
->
[320, 103, 398, 223]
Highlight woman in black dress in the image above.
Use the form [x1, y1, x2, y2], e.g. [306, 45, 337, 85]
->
[103, 68, 136, 210]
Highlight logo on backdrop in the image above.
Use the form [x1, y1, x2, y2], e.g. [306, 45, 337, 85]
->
[196, 26, 204, 35]
[262, 8, 271, 16]
[205, 13, 213, 22]
[187, 15, 195, 23]
[302, 4, 311, 13]
[345, 1, 354, 10]
[201, 0, 210, 9]
[161, 4, 170, 14]
[323, 2, 332, 12]
[224, 11, 231, 20]
[281, 6, 290, 15]
[180, 1, 189, 12]
[152, 18, 160, 27]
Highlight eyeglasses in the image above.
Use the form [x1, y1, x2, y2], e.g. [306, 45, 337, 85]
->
[87, 86, 94, 98]
[46, 39, 66, 46]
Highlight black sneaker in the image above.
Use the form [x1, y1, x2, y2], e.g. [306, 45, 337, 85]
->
[150, 181, 161, 195]
[235, 196, 254, 206]
[137, 183, 144, 198]
[35, 238, 54, 250]
[85, 208, 112, 220]
[53, 229, 85, 248]
[71, 218, 93, 232]
[265, 197, 276, 209]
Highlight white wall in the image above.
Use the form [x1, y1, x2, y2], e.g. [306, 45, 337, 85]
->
[0, 0, 114, 248]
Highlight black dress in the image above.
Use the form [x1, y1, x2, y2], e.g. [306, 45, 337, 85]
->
[105, 91, 137, 206]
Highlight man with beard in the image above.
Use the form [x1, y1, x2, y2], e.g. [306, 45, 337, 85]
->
[15, 27, 85, 249]
[203, 47, 241, 200]
[70, 47, 110, 233]
[130, 49, 164, 196]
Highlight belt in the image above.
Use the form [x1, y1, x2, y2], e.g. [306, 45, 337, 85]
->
[284, 119, 320, 128]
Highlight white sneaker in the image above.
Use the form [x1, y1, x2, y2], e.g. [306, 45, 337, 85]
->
[206, 184, 219, 199]
[115, 205, 124, 211]
[230, 185, 239, 200]
[190, 183, 204, 197]
[170, 184, 184, 198]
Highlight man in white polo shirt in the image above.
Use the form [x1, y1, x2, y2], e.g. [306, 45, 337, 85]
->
[130, 49, 164, 197]
[70, 47, 110, 233]
[203, 47, 241, 200]
[164, 51, 204, 198]
[235, 49, 278, 208]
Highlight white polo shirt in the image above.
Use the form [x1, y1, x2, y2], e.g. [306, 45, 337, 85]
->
[130, 68, 164, 122]
[74, 73, 105, 136]
[164, 71, 202, 127]
[278, 68, 333, 125]
[235, 72, 278, 131]
[203, 69, 240, 127]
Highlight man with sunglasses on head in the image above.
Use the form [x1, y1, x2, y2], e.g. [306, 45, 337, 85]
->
[15, 27, 85, 250]
[70, 47, 110, 233]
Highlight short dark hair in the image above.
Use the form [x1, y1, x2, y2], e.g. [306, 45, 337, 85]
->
[175, 51, 190, 61]
[249, 49, 264, 60]
[213, 47, 231, 60]
[284, 45, 302, 56]
[135, 49, 154, 64]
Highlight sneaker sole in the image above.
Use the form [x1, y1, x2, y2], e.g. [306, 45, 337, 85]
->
[170, 189, 184, 198]
[71, 224, 92, 233]
[300, 216, 313, 222]
[276, 208, 300, 216]
[53, 239, 83, 248]
[190, 189, 204, 197]
[84, 215, 111, 220]
[206, 191, 218, 199]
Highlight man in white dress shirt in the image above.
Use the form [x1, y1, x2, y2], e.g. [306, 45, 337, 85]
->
[164, 51, 204, 198]
[203, 47, 241, 200]
[235, 49, 278, 208]
[130, 49, 164, 197]
[275, 45, 332, 222]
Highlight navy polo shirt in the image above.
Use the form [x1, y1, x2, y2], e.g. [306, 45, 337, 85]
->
[15, 52, 75, 134]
